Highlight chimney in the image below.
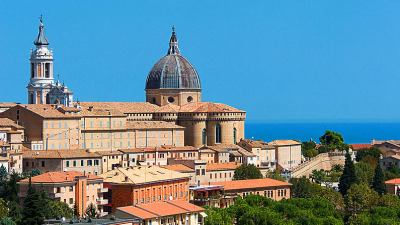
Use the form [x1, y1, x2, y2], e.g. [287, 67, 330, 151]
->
[88, 106, 93, 111]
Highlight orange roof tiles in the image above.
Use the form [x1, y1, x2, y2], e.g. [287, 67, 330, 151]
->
[119, 146, 198, 153]
[211, 178, 291, 191]
[385, 178, 400, 185]
[179, 102, 244, 113]
[19, 171, 101, 184]
[0, 118, 24, 129]
[350, 144, 372, 150]
[15, 105, 81, 119]
[269, 140, 301, 146]
[23, 149, 102, 159]
[206, 162, 241, 171]
[79, 102, 160, 113]
[117, 200, 204, 219]
[161, 164, 194, 173]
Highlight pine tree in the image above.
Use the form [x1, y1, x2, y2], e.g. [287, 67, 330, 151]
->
[21, 178, 45, 225]
[372, 164, 386, 195]
[339, 151, 356, 196]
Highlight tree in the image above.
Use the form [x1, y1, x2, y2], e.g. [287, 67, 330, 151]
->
[233, 165, 262, 180]
[7, 201, 21, 225]
[355, 147, 380, 162]
[48, 201, 73, 219]
[265, 170, 285, 181]
[85, 203, 98, 219]
[345, 183, 379, 216]
[204, 208, 233, 225]
[0, 217, 16, 225]
[338, 151, 356, 196]
[354, 162, 374, 185]
[319, 130, 347, 151]
[21, 178, 45, 225]
[372, 165, 386, 195]
[311, 169, 327, 184]
[0, 199, 8, 219]
[302, 141, 318, 158]
[73, 202, 80, 219]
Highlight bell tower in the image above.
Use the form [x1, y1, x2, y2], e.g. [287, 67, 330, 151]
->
[27, 16, 55, 104]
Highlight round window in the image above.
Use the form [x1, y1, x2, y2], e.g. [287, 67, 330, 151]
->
[168, 97, 175, 103]
[187, 96, 193, 102]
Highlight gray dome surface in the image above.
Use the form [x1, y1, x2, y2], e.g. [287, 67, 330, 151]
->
[145, 28, 201, 90]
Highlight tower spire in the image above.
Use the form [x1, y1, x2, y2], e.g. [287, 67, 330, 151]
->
[34, 15, 49, 46]
[167, 26, 180, 55]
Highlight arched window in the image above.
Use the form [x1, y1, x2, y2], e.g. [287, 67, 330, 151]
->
[233, 128, 237, 144]
[215, 124, 221, 144]
[202, 129, 207, 145]
[29, 93, 34, 104]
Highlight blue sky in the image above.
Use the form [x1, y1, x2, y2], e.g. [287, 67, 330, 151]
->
[1, 1, 399, 122]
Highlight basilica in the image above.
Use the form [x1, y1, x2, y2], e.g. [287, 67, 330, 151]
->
[24, 18, 246, 148]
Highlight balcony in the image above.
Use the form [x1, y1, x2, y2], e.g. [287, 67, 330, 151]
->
[97, 187, 108, 193]
[49, 192, 64, 199]
[96, 198, 108, 205]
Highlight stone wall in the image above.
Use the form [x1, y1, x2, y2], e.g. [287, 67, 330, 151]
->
[291, 152, 345, 178]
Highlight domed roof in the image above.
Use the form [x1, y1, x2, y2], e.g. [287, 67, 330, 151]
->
[145, 28, 201, 90]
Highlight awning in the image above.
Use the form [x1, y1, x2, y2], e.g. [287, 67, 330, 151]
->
[200, 212, 208, 218]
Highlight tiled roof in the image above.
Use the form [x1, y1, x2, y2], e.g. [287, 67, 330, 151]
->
[161, 164, 194, 173]
[206, 144, 246, 153]
[117, 200, 204, 220]
[211, 178, 291, 191]
[156, 104, 181, 113]
[100, 166, 189, 185]
[19, 171, 101, 184]
[15, 105, 81, 119]
[388, 155, 400, 160]
[385, 178, 400, 185]
[269, 140, 301, 146]
[206, 162, 241, 171]
[0, 103, 17, 108]
[23, 149, 102, 159]
[79, 102, 160, 113]
[350, 144, 372, 150]
[126, 121, 184, 130]
[179, 102, 244, 113]
[94, 150, 123, 156]
[79, 107, 126, 117]
[239, 139, 272, 149]
[0, 118, 23, 129]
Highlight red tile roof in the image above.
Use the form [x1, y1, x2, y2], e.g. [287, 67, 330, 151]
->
[117, 200, 204, 219]
[19, 171, 101, 184]
[206, 162, 241, 171]
[385, 178, 400, 185]
[161, 164, 194, 173]
[350, 144, 372, 150]
[211, 178, 291, 191]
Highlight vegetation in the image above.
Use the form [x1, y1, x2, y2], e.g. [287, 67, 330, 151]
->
[301, 140, 318, 158]
[338, 151, 357, 195]
[85, 203, 99, 219]
[233, 164, 263, 180]
[319, 130, 348, 152]
[372, 164, 386, 195]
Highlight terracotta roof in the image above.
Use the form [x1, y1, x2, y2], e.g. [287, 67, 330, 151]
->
[14, 105, 81, 119]
[239, 139, 272, 149]
[95, 150, 123, 156]
[0, 118, 24, 129]
[0, 103, 17, 108]
[100, 166, 189, 185]
[350, 144, 372, 150]
[385, 178, 400, 185]
[156, 104, 181, 113]
[269, 140, 301, 146]
[388, 155, 400, 160]
[79, 107, 126, 117]
[211, 178, 291, 191]
[179, 102, 244, 113]
[206, 162, 241, 171]
[23, 149, 102, 159]
[126, 121, 184, 130]
[161, 164, 194, 173]
[19, 171, 101, 184]
[79, 102, 160, 113]
[117, 200, 204, 220]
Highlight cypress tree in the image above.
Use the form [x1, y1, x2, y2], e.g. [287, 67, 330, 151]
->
[21, 178, 45, 225]
[338, 151, 356, 196]
[372, 164, 386, 195]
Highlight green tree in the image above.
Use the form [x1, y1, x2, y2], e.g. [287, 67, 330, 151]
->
[355, 147, 380, 162]
[302, 141, 318, 158]
[319, 130, 347, 151]
[354, 162, 374, 185]
[0, 217, 16, 225]
[73, 202, 80, 219]
[0, 199, 8, 219]
[85, 203, 98, 219]
[48, 201, 73, 219]
[265, 170, 285, 181]
[7, 202, 21, 225]
[372, 165, 386, 195]
[233, 164, 262, 180]
[339, 151, 356, 196]
[345, 183, 379, 216]
[204, 208, 233, 225]
[21, 178, 45, 225]
[311, 169, 327, 184]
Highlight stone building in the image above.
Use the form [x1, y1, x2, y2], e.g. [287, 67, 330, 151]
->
[27, 18, 74, 107]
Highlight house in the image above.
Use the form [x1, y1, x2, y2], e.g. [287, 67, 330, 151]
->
[269, 140, 301, 171]
[0, 118, 25, 151]
[380, 155, 400, 170]
[100, 166, 190, 213]
[238, 139, 276, 169]
[115, 200, 206, 225]
[18, 171, 108, 216]
[385, 178, 400, 196]
[211, 178, 292, 208]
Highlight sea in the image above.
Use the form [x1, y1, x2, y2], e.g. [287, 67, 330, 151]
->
[245, 122, 400, 144]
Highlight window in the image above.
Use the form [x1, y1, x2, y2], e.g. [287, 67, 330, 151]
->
[81, 160, 84, 166]
[201, 169, 205, 175]
[31, 63, 34, 78]
[187, 96, 193, 102]
[69, 186, 73, 192]
[69, 198, 73, 204]
[233, 128, 237, 144]
[73, 161, 77, 167]
[196, 169, 200, 176]
[66, 161, 70, 167]
[45, 63, 50, 78]
[94, 160, 99, 166]
[215, 124, 222, 143]
[41, 161, 45, 167]
[167, 96, 175, 103]
[202, 129, 207, 145]
[87, 160, 92, 166]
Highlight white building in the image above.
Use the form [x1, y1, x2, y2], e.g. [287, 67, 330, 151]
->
[27, 17, 74, 107]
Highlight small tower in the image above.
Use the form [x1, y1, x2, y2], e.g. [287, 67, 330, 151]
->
[27, 16, 54, 104]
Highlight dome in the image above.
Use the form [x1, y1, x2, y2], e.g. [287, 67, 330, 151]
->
[145, 28, 201, 90]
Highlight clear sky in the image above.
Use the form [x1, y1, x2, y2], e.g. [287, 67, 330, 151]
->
[1, 1, 399, 122]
